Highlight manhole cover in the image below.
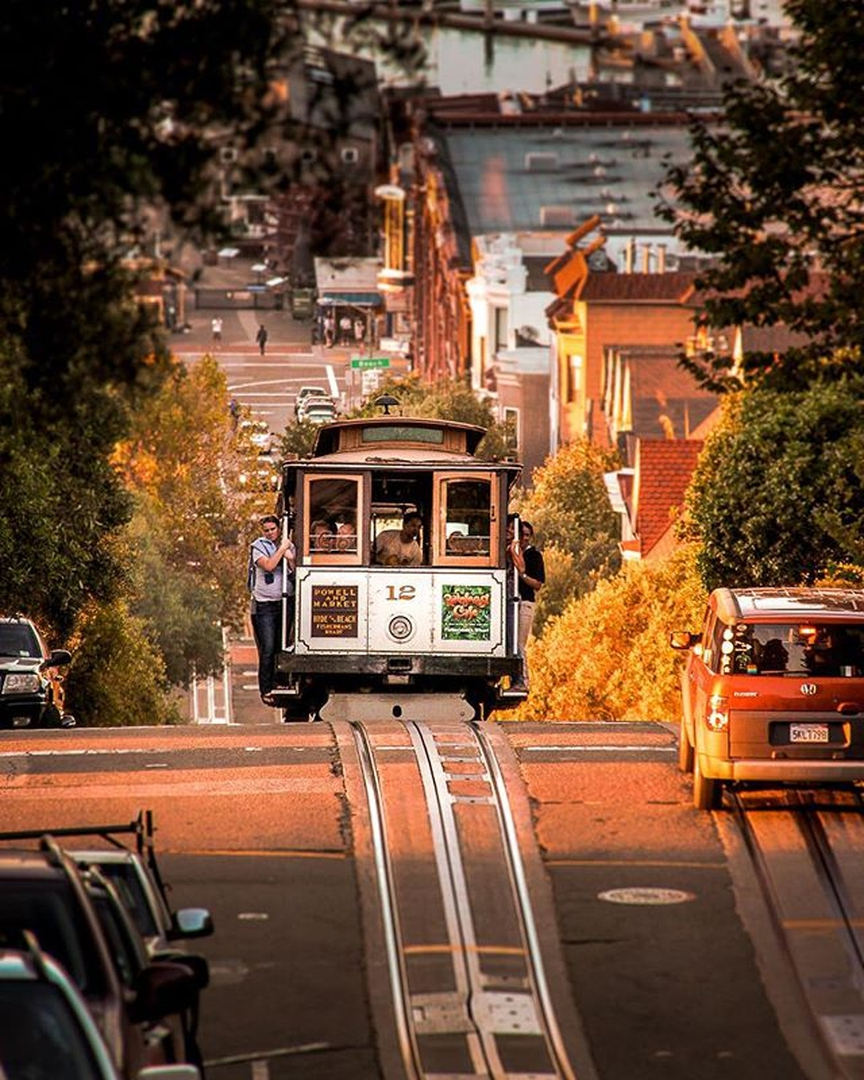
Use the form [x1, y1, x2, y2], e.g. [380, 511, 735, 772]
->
[598, 887, 695, 905]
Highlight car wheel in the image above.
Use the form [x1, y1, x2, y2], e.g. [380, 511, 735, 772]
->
[693, 755, 721, 811]
[678, 714, 694, 773]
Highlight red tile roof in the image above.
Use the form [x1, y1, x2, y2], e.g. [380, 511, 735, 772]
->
[633, 439, 704, 556]
[580, 271, 698, 303]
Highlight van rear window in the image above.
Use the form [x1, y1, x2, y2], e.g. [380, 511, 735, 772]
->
[721, 622, 864, 676]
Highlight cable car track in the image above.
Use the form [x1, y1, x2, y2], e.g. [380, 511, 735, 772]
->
[729, 788, 864, 1078]
[347, 717, 587, 1080]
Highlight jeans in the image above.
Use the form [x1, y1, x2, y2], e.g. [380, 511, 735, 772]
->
[251, 600, 282, 697]
[517, 600, 536, 685]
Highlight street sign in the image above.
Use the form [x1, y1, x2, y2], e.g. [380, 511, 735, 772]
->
[350, 356, 390, 370]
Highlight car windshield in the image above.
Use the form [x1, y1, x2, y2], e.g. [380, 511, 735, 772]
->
[0, 982, 106, 1080]
[0, 881, 107, 997]
[724, 622, 864, 676]
[0, 623, 41, 658]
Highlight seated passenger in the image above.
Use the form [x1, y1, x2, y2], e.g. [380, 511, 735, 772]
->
[447, 530, 467, 554]
[334, 520, 357, 552]
[311, 519, 334, 552]
[375, 512, 423, 566]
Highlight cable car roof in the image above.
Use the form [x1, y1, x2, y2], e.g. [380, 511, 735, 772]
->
[311, 416, 490, 458]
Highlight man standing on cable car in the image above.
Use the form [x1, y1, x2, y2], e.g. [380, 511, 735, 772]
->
[506, 516, 545, 690]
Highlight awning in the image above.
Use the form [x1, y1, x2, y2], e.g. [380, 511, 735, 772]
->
[317, 292, 383, 308]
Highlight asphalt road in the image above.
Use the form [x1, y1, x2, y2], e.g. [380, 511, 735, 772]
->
[0, 721, 830, 1080]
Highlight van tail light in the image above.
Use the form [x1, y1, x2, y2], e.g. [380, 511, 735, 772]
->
[706, 695, 729, 732]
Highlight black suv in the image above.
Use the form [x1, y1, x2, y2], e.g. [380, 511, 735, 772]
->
[0, 615, 73, 729]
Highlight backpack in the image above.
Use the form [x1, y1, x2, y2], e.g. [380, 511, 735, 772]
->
[247, 545, 256, 593]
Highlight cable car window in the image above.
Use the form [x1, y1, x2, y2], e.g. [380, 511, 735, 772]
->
[306, 477, 359, 556]
[362, 425, 444, 445]
[443, 479, 491, 556]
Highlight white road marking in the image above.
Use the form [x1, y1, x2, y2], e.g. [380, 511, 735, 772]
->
[520, 744, 675, 753]
[251, 1060, 269, 1080]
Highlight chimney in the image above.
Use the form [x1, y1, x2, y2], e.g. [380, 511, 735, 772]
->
[642, 243, 652, 273]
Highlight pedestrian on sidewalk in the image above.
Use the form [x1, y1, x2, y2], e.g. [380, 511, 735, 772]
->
[211, 316, 223, 346]
[256, 323, 268, 355]
[249, 515, 295, 707]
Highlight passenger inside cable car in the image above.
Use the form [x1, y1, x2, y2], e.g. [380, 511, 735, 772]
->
[300, 468, 501, 568]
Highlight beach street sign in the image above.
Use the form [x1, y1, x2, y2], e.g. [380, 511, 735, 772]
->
[350, 356, 390, 370]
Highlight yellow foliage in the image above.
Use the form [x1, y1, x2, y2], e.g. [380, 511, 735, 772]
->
[516, 545, 706, 722]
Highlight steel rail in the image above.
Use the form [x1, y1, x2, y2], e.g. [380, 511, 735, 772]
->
[472, 722, 578, 1080]
[351, 717, 579, 1078]
[350, 720, 423, 1079]
[408, 720, 508, 1078]
[729, 789, 864, 1079]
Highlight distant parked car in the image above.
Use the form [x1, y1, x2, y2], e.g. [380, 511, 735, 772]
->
[671, 586, 864, 810]
[238, 418, 276, 456]
[0, 934, 200, 1080]
[298, 396, 337, 425]
[238, 460, 280, 492]
[0, 615, 74, 729]
[294, 385, 328, 417]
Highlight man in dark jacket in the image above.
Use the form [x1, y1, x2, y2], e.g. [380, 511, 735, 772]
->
[506, 516, 545, 689]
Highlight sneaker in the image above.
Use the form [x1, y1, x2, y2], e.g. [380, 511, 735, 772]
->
[261, 693, 276, 706]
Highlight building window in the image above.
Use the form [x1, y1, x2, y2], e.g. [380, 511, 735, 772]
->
[567, 353, 583, 403]
[494, 307, 508, 352]
[503, 407, 519, 453]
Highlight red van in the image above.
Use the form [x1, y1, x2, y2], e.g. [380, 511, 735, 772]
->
[670, 587, 864, 809]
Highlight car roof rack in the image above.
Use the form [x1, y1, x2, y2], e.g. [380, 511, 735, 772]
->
[0, 809, 170, 909]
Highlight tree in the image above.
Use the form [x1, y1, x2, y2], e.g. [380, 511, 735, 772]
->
[0, 2, 288, 640]
[658, 2, 864, 390]
[679, 376, 864, 590]
[519, 545, 706, 722]
[513, 439, 622, 600]
[65, 600, 180, 728]
[113, 356, 259, 684]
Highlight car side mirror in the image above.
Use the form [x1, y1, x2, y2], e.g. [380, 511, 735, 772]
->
[130, 961, 197, 1024]
[44, 649, 72, 668]
[152, 950, 209, 990]
[170, 907, 214, 941]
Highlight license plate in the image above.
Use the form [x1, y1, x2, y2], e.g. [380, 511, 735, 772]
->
[789, 723, 829, 744]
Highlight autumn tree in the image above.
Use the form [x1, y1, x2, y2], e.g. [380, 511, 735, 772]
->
[520, 545, 706, 722]
[658, 1, 864, 390]
[514, 439, 622, 608]
[113, 356, 259, 684]
[680, 375, 864, 590]
[0, 2, 422, 643]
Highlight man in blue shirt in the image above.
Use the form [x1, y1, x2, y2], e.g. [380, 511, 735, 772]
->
[250, 515, 295, 706]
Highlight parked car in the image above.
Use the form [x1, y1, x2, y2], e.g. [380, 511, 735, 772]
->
[293, 385, 328, 417]
[238, 418, 276, 456]
[238, 459, 281, 491]
[0, 835, 200, 1080]
[671, 586, 864, 810]
[299, 396, 337, 425]
[69, 812, 213, 1066]
[80, 867, 202, 1071]
[0, 615, 75, 729]
[0, 934, 200, 1080]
